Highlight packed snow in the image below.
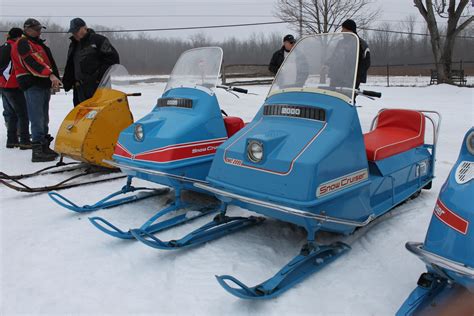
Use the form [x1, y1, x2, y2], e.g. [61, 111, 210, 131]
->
[0, 82, 472, 315]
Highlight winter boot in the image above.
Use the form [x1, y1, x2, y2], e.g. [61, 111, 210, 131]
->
[42, 143, 59, 158]
[32, 142, 57, 162]
[6, 141, 19, 148]
[46, 134, 54, 143]
[19, 138, 32, 150]
[42, 135, 58, 157]
[6, 135, 19, 148]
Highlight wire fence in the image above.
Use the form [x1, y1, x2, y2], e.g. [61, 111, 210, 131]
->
[221, 61, 474, 87]
[368, 60, 474, 87]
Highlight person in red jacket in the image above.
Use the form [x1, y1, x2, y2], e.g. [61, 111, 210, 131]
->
[0, 27, 30, 149]
[11, 18, 62, 162]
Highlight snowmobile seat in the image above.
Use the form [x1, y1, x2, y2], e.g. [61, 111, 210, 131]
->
[224, 117, 245, 137]
[364, 109, 425, 161]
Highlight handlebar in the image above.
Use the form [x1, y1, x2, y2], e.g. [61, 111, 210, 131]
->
[359, 90, 382, 98]
[216, 85, 248, 94]
[126, 93, 142, 97]
[231, 87, 248, 94]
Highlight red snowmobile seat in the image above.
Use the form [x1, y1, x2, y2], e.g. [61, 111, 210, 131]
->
[364, 109, 425, 161]
[224, 117, 245, 137]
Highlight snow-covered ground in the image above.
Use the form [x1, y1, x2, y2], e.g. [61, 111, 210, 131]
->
[0, 83, 472, 315]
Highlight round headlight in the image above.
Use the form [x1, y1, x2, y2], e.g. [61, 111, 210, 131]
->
[247, 141, 263, 163]
[134, 124, 144, 142]
[467, 131, 474, 155]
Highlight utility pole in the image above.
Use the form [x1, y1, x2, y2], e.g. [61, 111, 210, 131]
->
[299, 0, 303, 37]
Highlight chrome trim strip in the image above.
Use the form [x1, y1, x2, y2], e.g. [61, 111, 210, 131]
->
[406, 242, 474, 278]
[103, 159, 207, 184]
[194, 183, 373, 227]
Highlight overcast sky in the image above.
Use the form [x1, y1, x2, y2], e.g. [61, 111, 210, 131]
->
[0, 0, 457, 41]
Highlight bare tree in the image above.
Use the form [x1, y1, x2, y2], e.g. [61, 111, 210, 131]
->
[370, 23, 394, 64]
[414, 0, 473, 83]
[400, 15, 418, 59]
[275, 0, 380, 35]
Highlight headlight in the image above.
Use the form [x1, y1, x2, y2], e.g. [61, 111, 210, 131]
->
[247, 140, 263, 163]
[134, 124, 144, 142]
[467, 131, 474, 155]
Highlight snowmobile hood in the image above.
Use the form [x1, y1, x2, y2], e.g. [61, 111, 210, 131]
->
[422, 128, 474, 285]
[55, 87, 134, 168]
[206, 91, 369, 204]
[113, 87, 228, 171]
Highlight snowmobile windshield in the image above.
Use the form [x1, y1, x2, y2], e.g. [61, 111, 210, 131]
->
[164, 47, 223, 94]
[98, 64, 130, 90]
[268, 33, 359, 104]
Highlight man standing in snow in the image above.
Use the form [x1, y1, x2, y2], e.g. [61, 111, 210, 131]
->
[0, 27, 31, 150]
[11, 18, 61, 162]
[340, 19, 371, 89]
[268, 34, 296, 75]
[62, 18, 120, 106]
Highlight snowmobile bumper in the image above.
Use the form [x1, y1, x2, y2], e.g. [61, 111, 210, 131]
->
[406, 242, 474, 279]
[105, 159, 209, 185]
[195, 183, 374, 228]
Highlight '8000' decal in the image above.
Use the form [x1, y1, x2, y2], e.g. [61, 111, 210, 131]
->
[317, 169, 369, 198]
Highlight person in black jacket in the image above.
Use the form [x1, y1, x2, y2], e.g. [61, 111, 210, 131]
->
[340, 19, 371, 89]
[268, 34, 296, 75]
[62, 18, 120, 106]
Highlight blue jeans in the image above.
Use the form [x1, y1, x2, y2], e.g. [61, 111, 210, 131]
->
[1, 89, 30, 143]
[24, 86, 51, 144]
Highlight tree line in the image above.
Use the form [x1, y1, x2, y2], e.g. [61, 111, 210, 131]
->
[1, 19, 473, 75]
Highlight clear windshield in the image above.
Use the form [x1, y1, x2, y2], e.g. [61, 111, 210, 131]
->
[98, 64, 130, 90]
[164, 47, 223, 93]
[269, 33, 359, 104]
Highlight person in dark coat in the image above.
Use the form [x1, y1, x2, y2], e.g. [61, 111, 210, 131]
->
[268, 34, 296, 75]
[341, 19, 371, 89]
[0, 27, 31, 149]
[62, 18, 120, 106]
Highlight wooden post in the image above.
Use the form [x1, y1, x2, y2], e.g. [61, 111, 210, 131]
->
[222, 65, 227, 85]
[299, 0, 303, 38]
[386, 64, 390, 87]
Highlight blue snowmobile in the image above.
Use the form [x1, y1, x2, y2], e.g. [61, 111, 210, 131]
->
[49, 47, 261, 239]
[397, 127, 474, 315]
[131, 33, 441, 299]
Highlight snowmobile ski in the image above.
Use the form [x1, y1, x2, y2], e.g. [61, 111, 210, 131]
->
[88, 189, 221, 240]
[48, 176, 169, 212]
[131, 212, 265, 250]
[216, 242, 350, 299]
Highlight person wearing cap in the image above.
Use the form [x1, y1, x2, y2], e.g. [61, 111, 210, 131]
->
[0, 27, 31, 149]
[11, 18, 61, 162]
[62, 18, 120, 106]
[268, 34, 296, 75]
[340, 19, 371, 89]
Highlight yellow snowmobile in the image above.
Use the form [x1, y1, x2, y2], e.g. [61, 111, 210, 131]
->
[0, 65, 138, 192]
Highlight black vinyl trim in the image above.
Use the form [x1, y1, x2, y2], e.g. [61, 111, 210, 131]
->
[263, 104, 326, 121]
[157, 97, 193, 109]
